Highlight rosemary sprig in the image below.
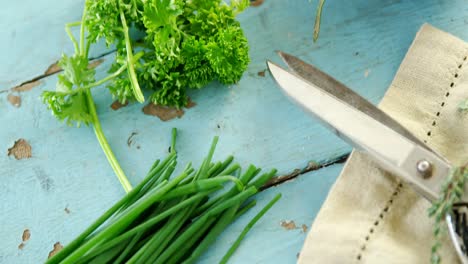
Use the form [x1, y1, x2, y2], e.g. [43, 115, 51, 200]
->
[428, 164, 468, 264]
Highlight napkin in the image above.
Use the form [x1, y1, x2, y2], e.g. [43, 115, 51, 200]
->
[298, 24, 468, 264]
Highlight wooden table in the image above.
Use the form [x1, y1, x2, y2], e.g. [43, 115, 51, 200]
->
[1, 0, 467, 263]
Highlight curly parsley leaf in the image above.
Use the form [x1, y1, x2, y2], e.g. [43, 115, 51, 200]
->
[46, 0, 251, 117]
[42, 54, 95, 126]
[58, 54, 96, 90]
[136, 0, 250, 108]
[85, 0, 121, 46]
[42, 91, 93, 127]
[206, 25, 249, 85]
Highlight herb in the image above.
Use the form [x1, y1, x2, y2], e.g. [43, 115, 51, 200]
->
[313, 0, 325, 42]
[42, 0, 251, 192]
[45, 130, 280, 264]
[220, 193, 282, 264]
[428, 164, 468, 264]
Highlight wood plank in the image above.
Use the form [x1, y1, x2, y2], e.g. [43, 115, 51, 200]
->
[0, 49, 347, 262]
[0, 0, 107, 88]
[1, 0, 468, 263]
[197, 164, 343, 264]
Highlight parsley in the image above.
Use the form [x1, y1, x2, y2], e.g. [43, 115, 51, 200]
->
[42, 0, 251, 192]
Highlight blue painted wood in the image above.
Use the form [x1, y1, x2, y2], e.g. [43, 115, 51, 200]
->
[1, 0, 468, 263]
[0, 0, 107, 88]
[197, 165, 342, 264]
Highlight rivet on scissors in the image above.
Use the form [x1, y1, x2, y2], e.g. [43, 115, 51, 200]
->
[416, 159, 433, 179]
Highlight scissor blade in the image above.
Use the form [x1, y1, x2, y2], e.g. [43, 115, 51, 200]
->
[277, 51, 431, 151]
[267, 59, 452, 202]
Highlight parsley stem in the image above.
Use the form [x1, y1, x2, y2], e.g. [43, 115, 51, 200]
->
[54, 64, 127, 97]
[79, 3, 87, 56]
[85, 90, 133, 193]
[119, 9, 145, 103]
[65, 22, 81, 53]
[84, 64, 127, 90]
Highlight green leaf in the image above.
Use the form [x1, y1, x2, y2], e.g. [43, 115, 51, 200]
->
[85, 0, 121, 45]
[42, 53, 95, 126]
[230, 0, 250, 15]
[206, 25, 249, 84]
[143, 0, 183, 56]
[181, 37, 215, 89]
[149, 71, 188, 108]
[106, 41, 139, 104]
[42, 91, 93, 127]
[58, 54, 96, 89]
[142, 0, 182, 30]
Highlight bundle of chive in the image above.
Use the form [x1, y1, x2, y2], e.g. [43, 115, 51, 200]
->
[46, 129, 281, 264]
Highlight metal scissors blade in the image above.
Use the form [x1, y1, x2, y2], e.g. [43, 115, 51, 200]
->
[267, 51, 453, 202]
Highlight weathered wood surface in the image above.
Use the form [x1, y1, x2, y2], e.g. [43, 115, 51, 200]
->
[1, 0, 468, 263]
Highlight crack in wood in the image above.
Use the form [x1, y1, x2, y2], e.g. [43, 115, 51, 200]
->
[260, 153, 349, 190]
[0, 50, 115, 94]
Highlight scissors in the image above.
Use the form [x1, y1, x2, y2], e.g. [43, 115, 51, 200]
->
[267, 51, 468, 263]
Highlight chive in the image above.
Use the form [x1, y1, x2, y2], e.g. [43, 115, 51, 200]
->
[220, 194, 282, 264]
[247, 169, 277, 189]
[170, 127, 177, 154]
[212, 155, 234, 176]
[58, 168, 189, 264]
[183, 205, 240, 264]
[125, 153, 177, 206]
[138, 187, 204, 263]
[193, 167, 256, 216]
[198, 136, 219, 180]
[207, 161, 222, 177]
[235, 200, 257, 219]
[114, 232, 142, 264]
[152, 161, 177, 187]
[129, 234, 153, 256]
[217, 163, 241, 177]
[182, 157, 229, 185]
[154, 216, 212, 264]
[87, 241, 127, 264]
[179, 169, 198, 185]
[154, 187, 257, 264]
[148, 159, 161, 173]
[45, 154, 175, 264]
[56, 178, 166, 264]
[144, 161, 232, 262]
[241, 165, 261, 184]
[135, 160, 223, 261]
[164, 176, 243, 200]
[142, 204, 198, 263]
[144, 152, 176, 186]
[122, 232, 153, 264]
[166, 217, 217, 264]
[77, 190, 211, 261]
[49, 132, 281, 264]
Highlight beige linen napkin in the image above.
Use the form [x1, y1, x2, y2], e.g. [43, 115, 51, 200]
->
[298, 24, 468, 264]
